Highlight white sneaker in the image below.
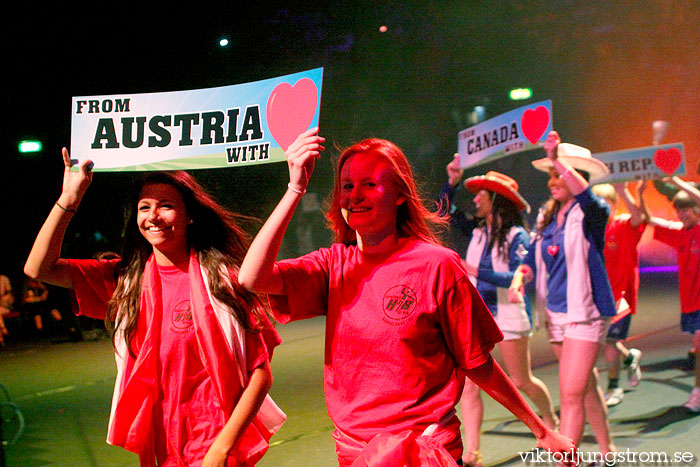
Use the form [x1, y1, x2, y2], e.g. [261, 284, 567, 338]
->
[626, 348, 642, 387]
[605, 387, 624, 407]
[684, 388, 700, 413]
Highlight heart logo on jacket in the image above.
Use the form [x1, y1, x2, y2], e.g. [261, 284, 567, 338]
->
[547, 245, 559, 256]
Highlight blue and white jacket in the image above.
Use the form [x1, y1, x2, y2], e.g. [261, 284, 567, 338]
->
[526, 188, 616, 323]
[466, 225, 532, 333]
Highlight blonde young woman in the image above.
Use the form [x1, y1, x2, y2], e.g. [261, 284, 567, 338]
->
[509, 131, 617, 459]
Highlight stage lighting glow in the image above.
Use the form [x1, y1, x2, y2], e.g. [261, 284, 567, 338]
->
[219, 38, 229, 47]
[379, 25, 388, 33]
[509, 88, 532, 100]
[19, 140, 42, 153]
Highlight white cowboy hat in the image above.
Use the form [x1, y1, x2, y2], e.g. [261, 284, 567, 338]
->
[531, 143, 609, 181]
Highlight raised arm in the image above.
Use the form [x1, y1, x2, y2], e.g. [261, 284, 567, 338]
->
[446, 153, 464, 188]
[638, 178, 681, 228]
[614, 181, 647, 227]
[546, 131, 589, 196]
[669, 175, 700, 206]
[237, 128, 325, 294]
[24, 148, 93, 288]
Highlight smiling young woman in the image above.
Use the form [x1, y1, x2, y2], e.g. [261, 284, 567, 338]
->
[509, 131, 617, 459]
[238, 128, 574, 466]
[338, 152, 406, 250]
[136, 183, 192, 266]
[23, 149, 285, 466]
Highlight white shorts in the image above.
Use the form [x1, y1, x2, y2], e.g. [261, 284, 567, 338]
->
[546, 310, 610, 344]
[500, 329, 533, 341]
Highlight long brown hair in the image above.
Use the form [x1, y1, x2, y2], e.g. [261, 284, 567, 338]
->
[325, 138, 448, 245]
[106, 171, 267, 358]
[482, 192, 529, 257]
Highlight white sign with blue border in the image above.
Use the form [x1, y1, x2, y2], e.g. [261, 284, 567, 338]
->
[457, 100, 552, 169]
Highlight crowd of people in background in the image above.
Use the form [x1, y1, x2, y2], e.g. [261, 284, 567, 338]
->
[442, 130, 700, 466]
[4, 127, 700, 465]
[0, 273, 89, 346]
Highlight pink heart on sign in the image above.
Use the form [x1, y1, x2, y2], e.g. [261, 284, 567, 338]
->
[520, 106, 550, 144]
[653, 147, 682, 175]
[266, 78, 319, 150]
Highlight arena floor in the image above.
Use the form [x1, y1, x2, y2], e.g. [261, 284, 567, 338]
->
[2, 271, 698, 466]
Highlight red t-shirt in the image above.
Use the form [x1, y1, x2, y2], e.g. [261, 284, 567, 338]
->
[154, 263, 229, 465]
[653, 223, 700, 313]
[604, 215, 645, 313]
[270, 238, 502, 464]
[68, 258, 270, 465]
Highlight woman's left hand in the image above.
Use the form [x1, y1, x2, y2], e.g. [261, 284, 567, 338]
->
[536, 427, 576, 458]
[507, 286, 524, 304]
[202, 442, 229, 467]
[286, 127, 325, 193]
[544, 131, 561, 161]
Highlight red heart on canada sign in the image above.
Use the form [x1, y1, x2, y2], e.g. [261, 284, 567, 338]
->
[266, 78, 319, 151]
[520, 106, 550, 144]
[653, 147, 682, 175]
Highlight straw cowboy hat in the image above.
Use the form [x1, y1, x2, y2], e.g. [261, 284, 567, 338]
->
[531, 143, 609, 181]
[464, 171, 531, 213]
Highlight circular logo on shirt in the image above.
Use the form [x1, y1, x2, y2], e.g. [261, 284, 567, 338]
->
[382, 285, 417, 323]
[690, 239, 700, 255]
[171, 300, 193, 331]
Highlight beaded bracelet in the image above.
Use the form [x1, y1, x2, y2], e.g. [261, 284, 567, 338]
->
[287, 183, 306, 196]
[55, 201, 77, 213]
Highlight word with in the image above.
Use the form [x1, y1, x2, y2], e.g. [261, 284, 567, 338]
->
[226, 144, 271, 164]
[505, 141, 525, 154]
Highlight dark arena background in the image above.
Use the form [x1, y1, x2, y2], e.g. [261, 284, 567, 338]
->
[2, 2, 700, 465]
